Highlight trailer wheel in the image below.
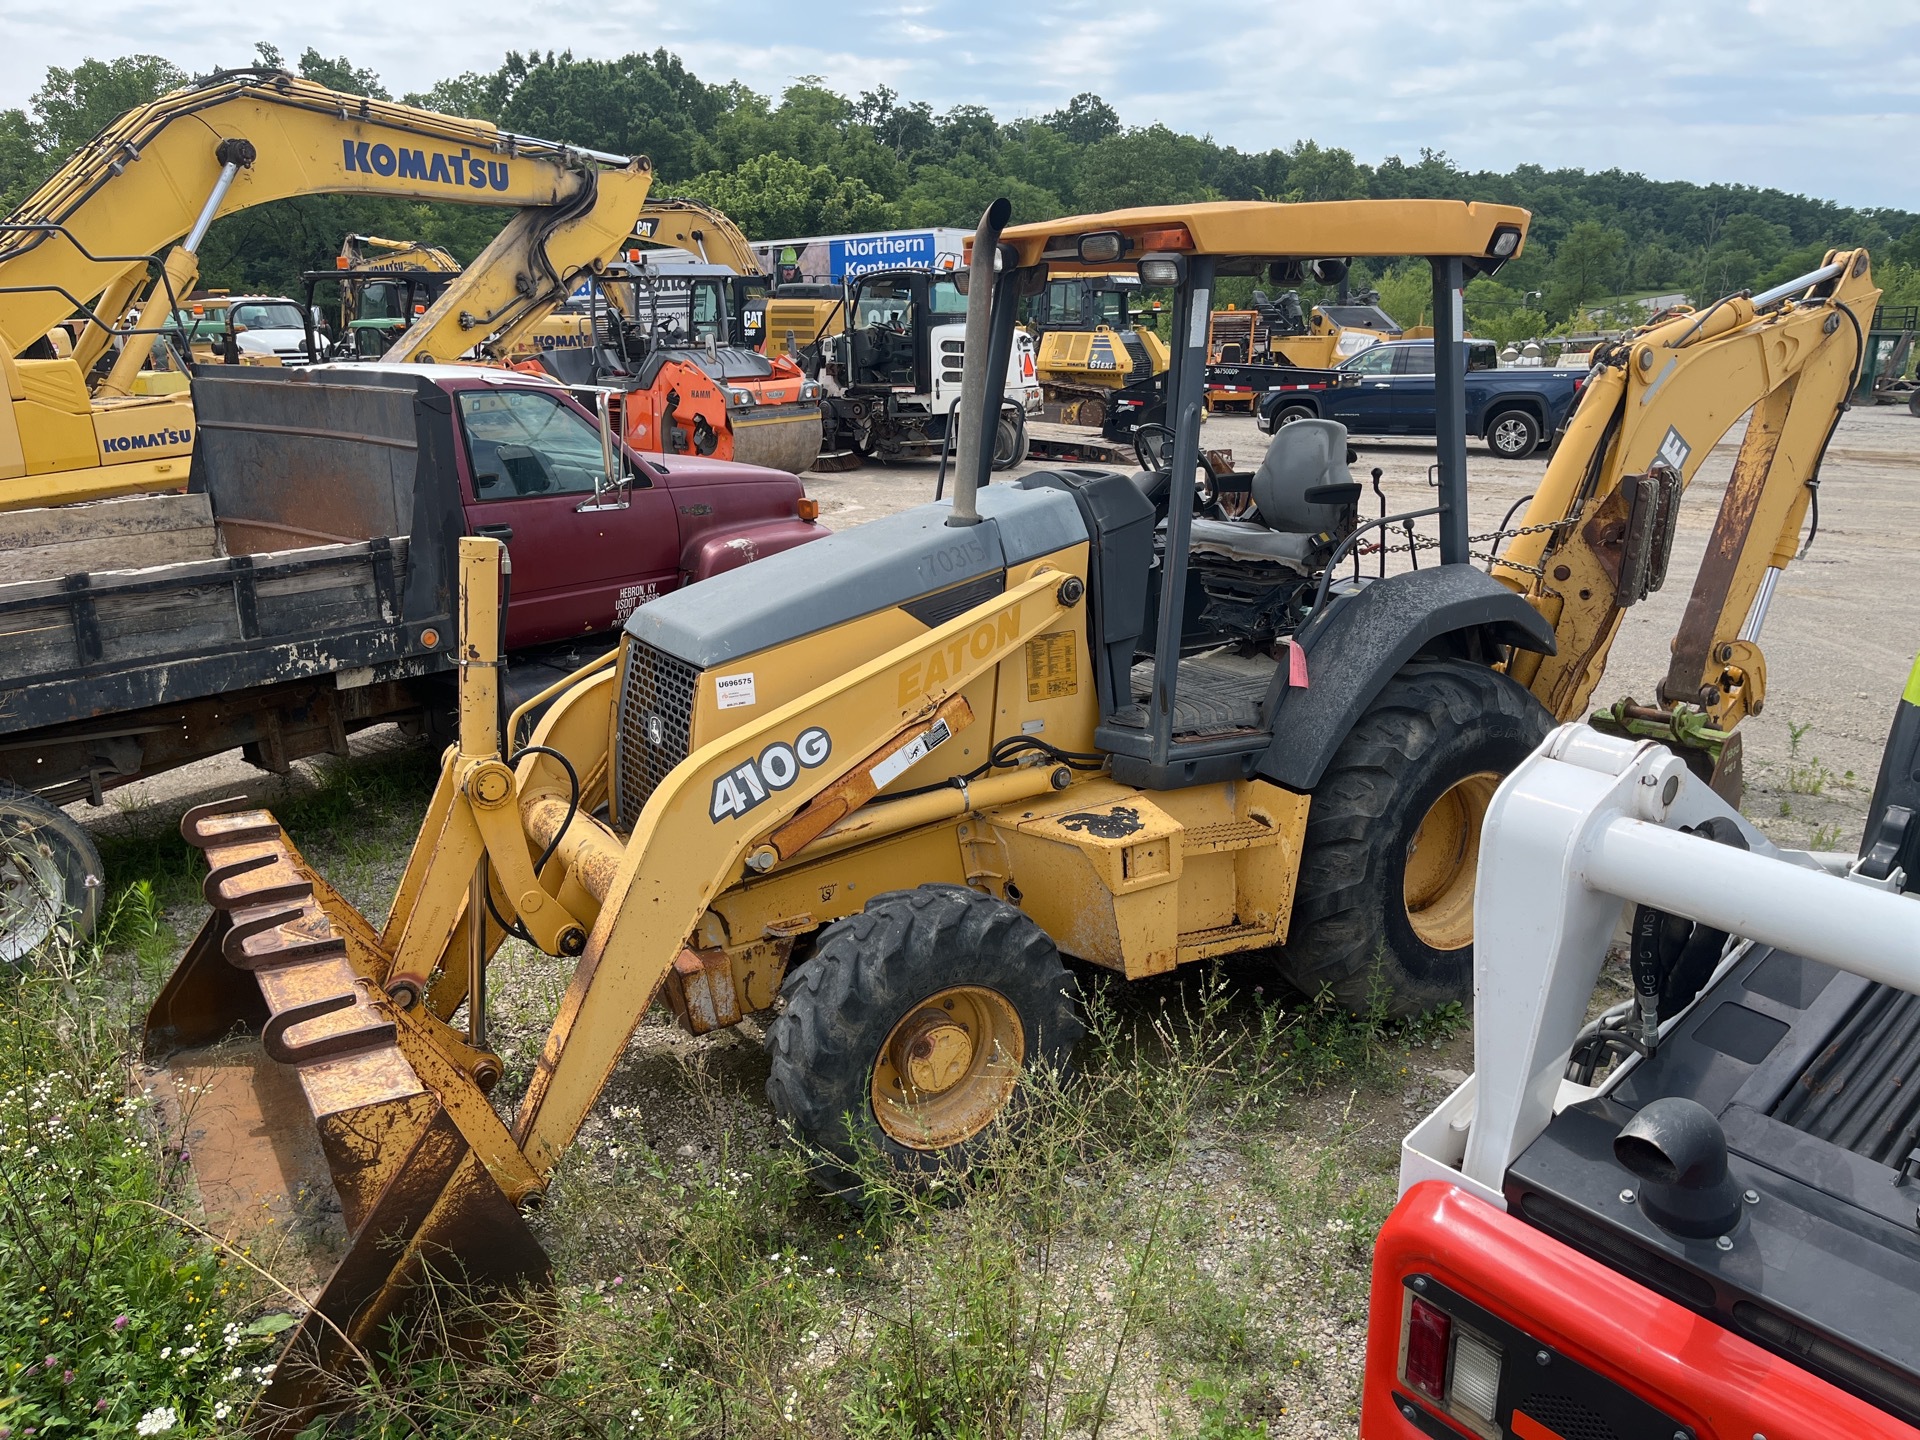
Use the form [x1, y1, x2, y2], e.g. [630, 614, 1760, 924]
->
[1485, 408, 1541, 458]
[0, 781, 104, 963]
[992, 410, 1030, 470]
[765, 884, 1081, 1194]
[1281, 660, 1552, 1018]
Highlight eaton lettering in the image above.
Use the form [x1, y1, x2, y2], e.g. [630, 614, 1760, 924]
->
[896, 607, 1022, 706]
[343, 140, 510, 192]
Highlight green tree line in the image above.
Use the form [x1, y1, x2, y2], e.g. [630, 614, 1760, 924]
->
[6, 46, 1919, 337]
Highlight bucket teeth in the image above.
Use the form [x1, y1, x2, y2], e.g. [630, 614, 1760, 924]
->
[147, 805, 550, 1437]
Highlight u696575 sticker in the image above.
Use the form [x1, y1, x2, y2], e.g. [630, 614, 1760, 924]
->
[709, 727, 831, 822]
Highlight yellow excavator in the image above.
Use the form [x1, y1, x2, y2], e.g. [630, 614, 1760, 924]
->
[513, 196, 823, 473]
[0, 68, 653, 511]
[317, 233, 463, 358]
[144, 197, 1876, 1432]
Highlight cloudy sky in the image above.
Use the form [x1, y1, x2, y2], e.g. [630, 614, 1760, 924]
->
[7, 0, 1917, 210]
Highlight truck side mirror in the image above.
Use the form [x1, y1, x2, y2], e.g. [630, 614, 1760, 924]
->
[584, 389, 634, 512]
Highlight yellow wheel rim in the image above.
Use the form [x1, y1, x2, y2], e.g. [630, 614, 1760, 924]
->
[1403, 771, 1500, 952]
[870, 985, 1025, 1150]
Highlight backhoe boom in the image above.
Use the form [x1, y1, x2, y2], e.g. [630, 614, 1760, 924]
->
[1497, 251, 1878, 740]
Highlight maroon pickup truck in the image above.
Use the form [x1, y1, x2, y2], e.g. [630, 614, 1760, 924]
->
[409, 363, 821, 647]
[0, 362, 824, 939]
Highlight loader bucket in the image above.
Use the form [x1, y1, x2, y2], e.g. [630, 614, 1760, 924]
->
[144, 799, 548, 1435]
[728, 405, 824, 474]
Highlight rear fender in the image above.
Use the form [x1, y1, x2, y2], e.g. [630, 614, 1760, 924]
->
[1258, 566, 1555, 792]
[682, 518, 827, 582]
[1475, 390, 1547, 435]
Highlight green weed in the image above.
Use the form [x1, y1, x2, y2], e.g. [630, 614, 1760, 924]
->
[0, 928, 273, 1436]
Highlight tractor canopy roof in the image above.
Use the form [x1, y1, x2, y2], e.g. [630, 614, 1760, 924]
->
[992, 200, 1531, 274]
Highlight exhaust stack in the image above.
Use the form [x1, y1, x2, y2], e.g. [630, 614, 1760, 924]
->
[946, 197, 1011, 527]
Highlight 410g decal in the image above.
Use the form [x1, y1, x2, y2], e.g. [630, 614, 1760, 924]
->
[710, 727, 832, 822]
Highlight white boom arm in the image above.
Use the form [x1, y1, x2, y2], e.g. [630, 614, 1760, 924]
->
[1403, 725, 1920, 1209]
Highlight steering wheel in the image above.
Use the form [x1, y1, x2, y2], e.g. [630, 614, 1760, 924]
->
[1133, 422, 1174, 473]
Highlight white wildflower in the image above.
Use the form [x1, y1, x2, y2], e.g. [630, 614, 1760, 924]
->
[137, 1407, 177, 1435]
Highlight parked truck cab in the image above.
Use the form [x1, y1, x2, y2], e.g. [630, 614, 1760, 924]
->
[1259, 338, 1585, 458]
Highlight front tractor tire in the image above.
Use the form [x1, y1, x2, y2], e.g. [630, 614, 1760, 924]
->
[1281, 659, 1553, 1018]
[765, 885, 1082, 1194]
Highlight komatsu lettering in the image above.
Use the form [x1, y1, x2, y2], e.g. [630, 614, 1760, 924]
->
[103, 427, 192, 453]
[343, 141, 511, 192]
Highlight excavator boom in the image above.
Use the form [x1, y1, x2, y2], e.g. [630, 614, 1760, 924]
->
[0, 69, 653, 508]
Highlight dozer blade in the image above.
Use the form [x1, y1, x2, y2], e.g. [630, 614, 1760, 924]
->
[728, 406, 824, 475]
[144, 800, 548, 1436]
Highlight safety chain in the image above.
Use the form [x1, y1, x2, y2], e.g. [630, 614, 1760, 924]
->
[1354, 517, 1578, 579]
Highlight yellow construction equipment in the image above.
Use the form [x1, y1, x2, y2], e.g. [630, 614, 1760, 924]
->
[0, 68, 653, 511]
[146, 197, 1877, 1429]
[1024, 272, 1169, 425]
[517, 196, 823, 473]
[321, 233, 463, 357]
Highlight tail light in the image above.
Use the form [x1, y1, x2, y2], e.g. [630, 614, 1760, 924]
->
[1399, 1289, 1502, 1436]
[1405, 1297, 1451, 1400]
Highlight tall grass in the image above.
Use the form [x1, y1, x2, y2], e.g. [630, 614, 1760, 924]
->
[0, 904, 280, 1437]
[327, 966, 1457, 1439]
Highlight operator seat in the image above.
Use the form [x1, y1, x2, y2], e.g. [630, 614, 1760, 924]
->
[1187, 418, 1358, 572]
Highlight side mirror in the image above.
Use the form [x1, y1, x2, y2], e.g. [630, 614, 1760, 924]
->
[585, 389, 634, 511]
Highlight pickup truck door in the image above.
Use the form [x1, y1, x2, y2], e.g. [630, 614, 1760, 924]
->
[454, 384, 682, 649]
[1321, 344, 1398, 431]
[1383, 342, 1439, 434]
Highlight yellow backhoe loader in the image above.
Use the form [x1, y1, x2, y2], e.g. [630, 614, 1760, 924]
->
[145, 197, 1876, 1431]
[0, 68, 653, 511]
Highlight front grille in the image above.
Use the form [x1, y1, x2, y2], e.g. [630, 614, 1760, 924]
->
[613, 640, 700, 828]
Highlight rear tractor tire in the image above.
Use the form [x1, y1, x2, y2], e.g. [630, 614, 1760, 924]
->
[765, 884, 1082, 1194]
[1280, 659, 1552, 1018]
[0, 780, 104, 962]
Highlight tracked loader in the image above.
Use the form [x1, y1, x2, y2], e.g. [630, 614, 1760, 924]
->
[144, 198, 1878, 1428]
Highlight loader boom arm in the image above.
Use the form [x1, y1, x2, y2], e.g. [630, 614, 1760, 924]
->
[0, 68, 650, 387]
[1498, 252, 1879, 730]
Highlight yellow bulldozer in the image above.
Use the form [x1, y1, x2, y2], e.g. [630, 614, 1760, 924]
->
[143, 195, 1877, 1432]
[1023, 270, 1170, 425]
